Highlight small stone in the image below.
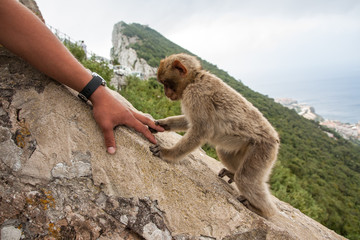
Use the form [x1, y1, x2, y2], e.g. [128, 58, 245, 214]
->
[1, 225, 22, 240]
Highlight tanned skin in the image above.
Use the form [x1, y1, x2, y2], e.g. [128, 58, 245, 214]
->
[0, 0, 164, 154]
[150, 53, 280, 218]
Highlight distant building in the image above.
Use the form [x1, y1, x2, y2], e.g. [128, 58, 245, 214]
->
[320, 120, 359, 140]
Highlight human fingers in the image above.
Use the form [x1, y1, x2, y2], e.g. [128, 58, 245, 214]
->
[101, 124, 116, 154]
[132, 111, 165, 132]
[125, 115, 158, 144]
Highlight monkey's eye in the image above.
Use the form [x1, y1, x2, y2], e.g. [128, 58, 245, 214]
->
[164, 79, 176, 91]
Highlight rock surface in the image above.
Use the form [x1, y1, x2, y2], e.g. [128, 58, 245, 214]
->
[0, 46, 346, 240]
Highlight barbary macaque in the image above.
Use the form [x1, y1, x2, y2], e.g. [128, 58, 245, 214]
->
[150, 53, 280, 218]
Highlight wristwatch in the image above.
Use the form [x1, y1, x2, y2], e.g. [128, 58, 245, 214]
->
[78, 72, 106, 102]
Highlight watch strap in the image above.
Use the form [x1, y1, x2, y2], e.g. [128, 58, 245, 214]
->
[78, 73, 106, 102]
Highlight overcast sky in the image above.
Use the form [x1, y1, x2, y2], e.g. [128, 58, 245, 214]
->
[35, 0, 360, 98]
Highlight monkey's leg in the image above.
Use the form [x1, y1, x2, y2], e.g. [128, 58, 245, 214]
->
[155, 115, 189, 132]
[236, 196, 265, 217]
[234, 142, 278, 219]
[217, 147, 260, 209]
[216, 147, 248, 184]
[218, 168, 234, 184]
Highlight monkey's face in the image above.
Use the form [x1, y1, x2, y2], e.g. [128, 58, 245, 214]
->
[163, 80, 179, 100]
[157, 59, 188, 101]
[157, 74, 181, 101]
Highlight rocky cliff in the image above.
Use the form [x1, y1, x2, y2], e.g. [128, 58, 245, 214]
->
[0, 40, 346, 240]
[111, 21, 157, 79]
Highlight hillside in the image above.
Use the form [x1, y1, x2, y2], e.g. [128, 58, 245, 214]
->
[114, 22, 360, 239]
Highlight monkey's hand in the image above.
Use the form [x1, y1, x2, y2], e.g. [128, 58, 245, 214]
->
[155, 120, 171, 131]
[150, 144, 162, 157]
[149, 144, 177, 163]
[150, 144, 171, 160]
[154, 116, 188, 132]
[148, 126, 158, 133]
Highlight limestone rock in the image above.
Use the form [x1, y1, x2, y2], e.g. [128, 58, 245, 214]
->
[19, 0, 45, 22]
[0, 22, 345, 240]
[111, 21, 157, 79]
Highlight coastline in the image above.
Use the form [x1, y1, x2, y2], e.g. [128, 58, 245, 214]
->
[275, 98, 360, 142]
[244, 75, 360, 125]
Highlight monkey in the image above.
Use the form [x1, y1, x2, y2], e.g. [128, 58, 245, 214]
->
[149, 53, 280, 218]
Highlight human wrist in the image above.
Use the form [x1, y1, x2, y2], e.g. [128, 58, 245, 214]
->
[88, 83, 108, 105]
[78, 72, 106, 103]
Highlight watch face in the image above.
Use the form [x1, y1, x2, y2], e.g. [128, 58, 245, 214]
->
[93, 72, 106, 86]
[91, 72, 106, 86]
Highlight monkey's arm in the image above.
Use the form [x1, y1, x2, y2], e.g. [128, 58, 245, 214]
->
[150, 127, 204, 162]
[155, 115, 189, 132]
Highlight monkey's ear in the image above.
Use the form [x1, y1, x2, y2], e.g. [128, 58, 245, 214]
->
[157, 60, 165, 78]
[172, 60, 188, 76]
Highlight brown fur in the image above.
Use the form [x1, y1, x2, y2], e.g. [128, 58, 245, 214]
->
[150, 53, 280, 218]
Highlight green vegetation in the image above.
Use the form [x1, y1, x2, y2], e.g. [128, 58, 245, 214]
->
[120, 76, 181, 119]
[116, 22, 360, 239]
[62, 40, 114, 86]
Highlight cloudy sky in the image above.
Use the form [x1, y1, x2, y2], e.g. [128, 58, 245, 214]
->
[35, 0, 360, 101]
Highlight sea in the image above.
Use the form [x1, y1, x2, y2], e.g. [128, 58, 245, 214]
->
[245, 76, 360, 124]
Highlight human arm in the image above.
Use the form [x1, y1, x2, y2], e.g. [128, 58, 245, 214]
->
[0, 0, 164, 154]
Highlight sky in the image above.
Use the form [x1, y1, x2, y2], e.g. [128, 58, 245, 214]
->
[35, 0, 360, 120]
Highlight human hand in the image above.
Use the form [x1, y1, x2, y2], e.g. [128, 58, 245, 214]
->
[90, 87, 164, 154]
[0, 0, 165, 155]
